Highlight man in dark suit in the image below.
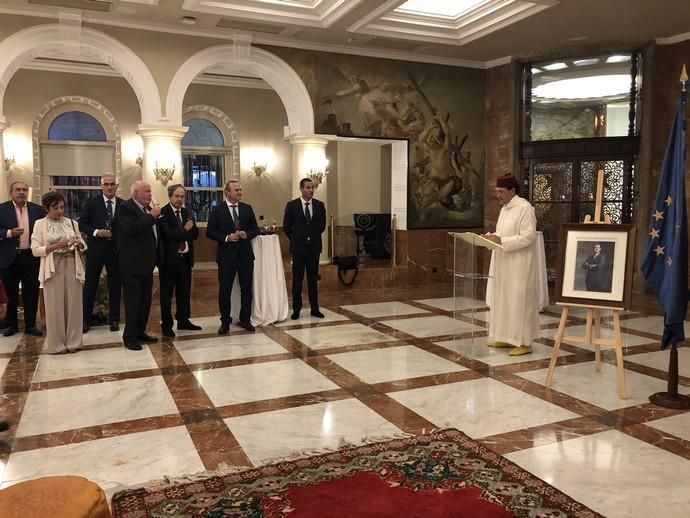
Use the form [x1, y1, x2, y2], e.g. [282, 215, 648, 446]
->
[79, 174, 124, 333]
[283, 178, 327, 320]
[158, 184, 201, 338]
[117, 180, 163, 350]
[0, 181, 44, 336]
[206, 179, 258, 334]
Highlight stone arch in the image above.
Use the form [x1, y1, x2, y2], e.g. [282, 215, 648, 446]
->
[167, 45, 313, 136]
[32, 96, 122, 197]
[182, 104, 240, 178]
[0, 24, 161, 124]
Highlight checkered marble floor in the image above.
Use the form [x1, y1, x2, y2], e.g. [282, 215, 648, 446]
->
[1, 292, 690, 517]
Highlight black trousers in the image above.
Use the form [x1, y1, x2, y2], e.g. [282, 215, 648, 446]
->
[291, 242, 320, 311]
[121, 271, 152, 343]
[159, 253, 192, 328]
[1, 250, 40, 330]
[218, 259, 253, 325]
[83, 249, 121, 324]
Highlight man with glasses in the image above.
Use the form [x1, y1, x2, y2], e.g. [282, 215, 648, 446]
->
[79, 174, 124, 333]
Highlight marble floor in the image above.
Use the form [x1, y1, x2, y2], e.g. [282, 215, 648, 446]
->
[1, 286, 690, 517]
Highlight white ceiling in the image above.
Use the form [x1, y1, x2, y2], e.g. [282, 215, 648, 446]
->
[1, 0, 690, 68]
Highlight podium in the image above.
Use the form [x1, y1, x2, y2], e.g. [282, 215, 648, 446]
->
[450, 233, 500, 336]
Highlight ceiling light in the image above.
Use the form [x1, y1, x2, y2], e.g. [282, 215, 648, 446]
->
[573, 58, 599, 66]
[396, 0, 489, 19]
[531, 68, 542, 75]
[533, 74, 631, 99]
[542, 62, 568, 71]
[606, 55, 630, 63]
[182, 16, 197, 25]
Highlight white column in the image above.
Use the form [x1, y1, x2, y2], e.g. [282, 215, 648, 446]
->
[137, 124, 188, 203]
[0, 118, 10, 202]
[289, 135, 332, 264]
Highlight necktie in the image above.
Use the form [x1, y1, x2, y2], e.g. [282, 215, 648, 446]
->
[176, 209, 186, 251]
[305, 202, 312, 224]
[105, 200, 113, 228]
[231, 205, 239, 224]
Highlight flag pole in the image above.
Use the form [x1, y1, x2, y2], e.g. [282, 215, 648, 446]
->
[649, 64, 690, 409]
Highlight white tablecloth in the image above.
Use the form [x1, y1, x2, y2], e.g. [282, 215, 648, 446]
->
[231, 235, 289, 326]
[486, 231, 549, 312]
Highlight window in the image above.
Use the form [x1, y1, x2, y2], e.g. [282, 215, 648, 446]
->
[44, 111, 110, 218]
[182, 118, 228, 223]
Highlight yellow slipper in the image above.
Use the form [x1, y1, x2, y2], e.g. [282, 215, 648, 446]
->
[508, 346, 533, 356]
[488, 341, 514, 348]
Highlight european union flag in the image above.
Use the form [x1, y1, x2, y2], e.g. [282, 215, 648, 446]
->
[641, 88, 688, 348]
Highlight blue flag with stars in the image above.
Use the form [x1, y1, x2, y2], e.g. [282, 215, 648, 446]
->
[641, 89, 688, 348]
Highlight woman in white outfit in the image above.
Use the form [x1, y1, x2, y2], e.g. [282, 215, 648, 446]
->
[31, 192, 87, 354]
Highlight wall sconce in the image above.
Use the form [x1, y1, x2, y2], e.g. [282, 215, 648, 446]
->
[4, 155, 15, 171]
[307, 158, 329, 188]
[153, 161, 175, 186]
[135, 153, 143, 166]
[250, 161, 267, 177]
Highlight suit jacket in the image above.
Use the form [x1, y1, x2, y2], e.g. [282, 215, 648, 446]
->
[159, 204, 199, 268]
[116, 199, 164, 274]
[79, 195, 124, 258]
[283, 197, 326, 254]
[0, 201, 44, 269]
[206, 201, 259, 264]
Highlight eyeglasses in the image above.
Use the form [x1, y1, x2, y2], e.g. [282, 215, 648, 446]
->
[102, 183, 117, 187]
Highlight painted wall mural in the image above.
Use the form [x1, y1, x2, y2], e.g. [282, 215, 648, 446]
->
[265, 47, 486, 229]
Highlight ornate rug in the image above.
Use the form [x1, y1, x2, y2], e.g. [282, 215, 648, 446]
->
[111, 429, 601, 517]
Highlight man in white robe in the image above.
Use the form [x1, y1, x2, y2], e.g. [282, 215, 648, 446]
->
[484, 174, 539, 356]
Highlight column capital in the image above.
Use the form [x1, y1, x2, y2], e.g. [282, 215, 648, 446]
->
[137, 124, 188, 140]
[288, 134, 333, 147]
[0, 118, 11, 132]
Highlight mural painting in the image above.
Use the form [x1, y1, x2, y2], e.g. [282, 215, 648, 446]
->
[267, 47, 486, 228]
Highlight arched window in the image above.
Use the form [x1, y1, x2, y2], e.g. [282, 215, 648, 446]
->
[182, 119, 224, 147]
[43, 111, 112, 218]
[48, 111, 107, 142]
[182, 118, 228, 222]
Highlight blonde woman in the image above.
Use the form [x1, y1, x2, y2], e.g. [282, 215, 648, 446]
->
[31, 192, 87, 354]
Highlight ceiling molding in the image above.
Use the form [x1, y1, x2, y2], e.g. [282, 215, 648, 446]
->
[21, 57, 272, 89]
[656, 32, 690, 45]
[180, 0, 361, 29]
[0, 5, 487, 68]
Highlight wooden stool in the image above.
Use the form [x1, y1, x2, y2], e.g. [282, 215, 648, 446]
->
[0, 476, 111, 518]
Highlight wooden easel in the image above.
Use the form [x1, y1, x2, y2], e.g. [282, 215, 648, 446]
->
[545, 170, 627, 398]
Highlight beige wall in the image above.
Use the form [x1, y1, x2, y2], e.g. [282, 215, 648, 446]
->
[334, 141, 389, 226]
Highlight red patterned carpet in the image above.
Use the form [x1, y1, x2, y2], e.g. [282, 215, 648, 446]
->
[111, 429, 601, 518]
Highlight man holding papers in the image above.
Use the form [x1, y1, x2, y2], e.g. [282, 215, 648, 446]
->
[483, 174, 539, 356]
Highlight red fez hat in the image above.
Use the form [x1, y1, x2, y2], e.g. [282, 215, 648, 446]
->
[496, 174, 518, 189]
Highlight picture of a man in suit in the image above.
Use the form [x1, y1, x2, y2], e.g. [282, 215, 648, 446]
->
[206, 179, 259, 334]
[79, 174, 124, 333]
[582, 242, 610, 292]
[158, 184, 201, 338]
[283, 178, 326, 320]
[0, 181, 44, 337]
[117, 181, 163, 350]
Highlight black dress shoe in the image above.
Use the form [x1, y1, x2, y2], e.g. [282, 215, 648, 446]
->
[139, 334, 157, 343]
[25, 326, 43, 336]
[238, 321, 255, 332]
[124, 341, 142, 351]
[0, 420, 9, 432]
[161, 327, 176, 338]
[83, 323, 90, 333]
[110, 321, 120, 332]
[310, 310, 325, 318]
[3, 327, 17, 337]
[291, 311, 300, 320]
[177, 321, 202, 331]
[218, 323, 229, 335]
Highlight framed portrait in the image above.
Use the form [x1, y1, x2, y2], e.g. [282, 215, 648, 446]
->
[554, 223, 636, 309]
